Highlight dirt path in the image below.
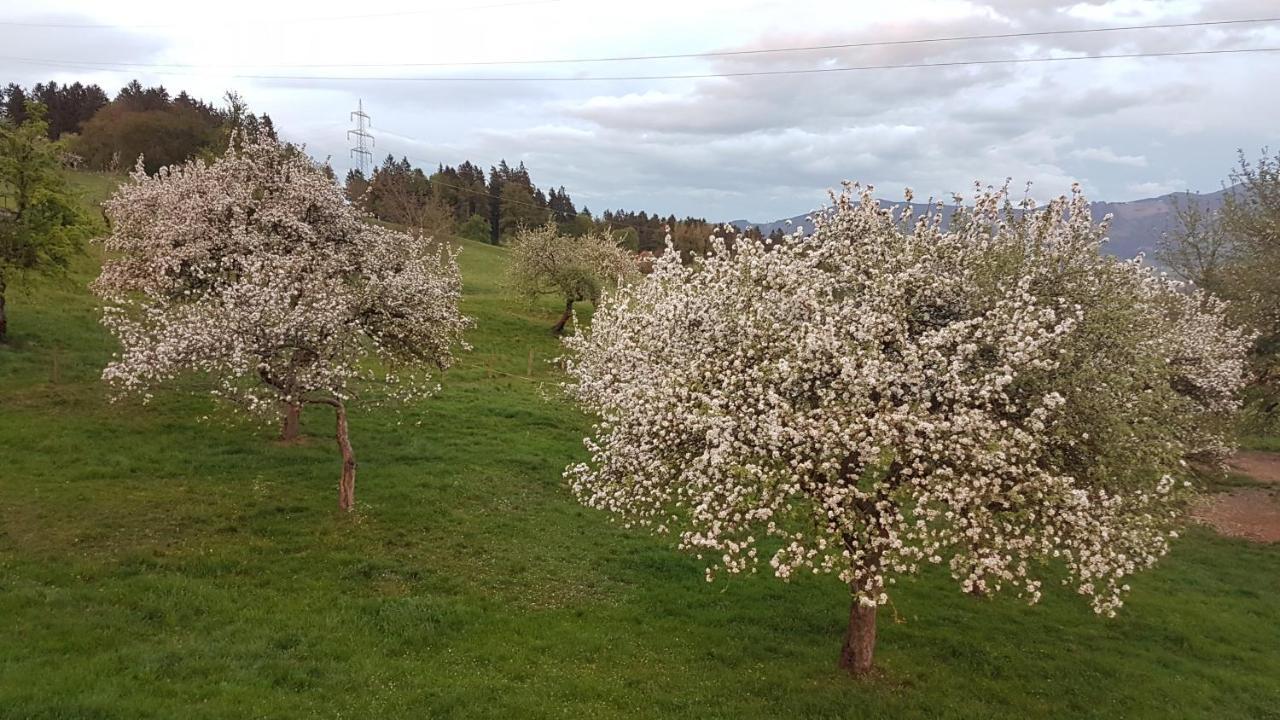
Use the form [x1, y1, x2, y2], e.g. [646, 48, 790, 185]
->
[1225, 451, 1280, 486]
[1193, 488, 1280, 543]
[1191, 451, 1280, 543]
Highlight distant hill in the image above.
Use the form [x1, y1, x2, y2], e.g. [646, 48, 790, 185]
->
[729, 187, 1235, 259]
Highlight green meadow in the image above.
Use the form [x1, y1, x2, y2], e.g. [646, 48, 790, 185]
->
[1, 173, 1277, 719]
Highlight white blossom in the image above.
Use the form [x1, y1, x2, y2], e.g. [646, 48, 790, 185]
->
[93, 135, 470, 509]
[563, 182, 1251, 619]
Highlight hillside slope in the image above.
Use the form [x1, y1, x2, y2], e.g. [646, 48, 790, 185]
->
[0, 173, 1276, 718]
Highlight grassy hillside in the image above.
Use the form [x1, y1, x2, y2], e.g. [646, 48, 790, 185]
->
[1, 173, 1278, 719]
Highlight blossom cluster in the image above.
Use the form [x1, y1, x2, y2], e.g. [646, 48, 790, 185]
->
[93, 136, 470, 416]
[563, 182, 1252, 615]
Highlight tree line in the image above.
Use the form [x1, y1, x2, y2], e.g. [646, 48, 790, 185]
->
[1, 79, 276, 174]
[4, 77, 778, 258]
[346, 153, 782, 254]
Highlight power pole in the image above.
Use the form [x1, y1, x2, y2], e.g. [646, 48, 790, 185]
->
[348, 99, 373, 175]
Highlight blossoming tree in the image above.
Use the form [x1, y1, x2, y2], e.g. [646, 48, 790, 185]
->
[94, 137, 469, 511]
[507, 223, 638, 333]
[562, 183, 1251, 675]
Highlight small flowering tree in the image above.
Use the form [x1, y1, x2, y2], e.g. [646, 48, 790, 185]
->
[94, 137, 469, 512]
[507, 223, 638, 333]
[0, 103, 90, 341]
[563, 183, 1251, 676]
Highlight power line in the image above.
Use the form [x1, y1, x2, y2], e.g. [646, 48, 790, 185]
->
[10, 16, 1276, 69]
[8, 46, 1279, 82]
[0, 0, 562, 28]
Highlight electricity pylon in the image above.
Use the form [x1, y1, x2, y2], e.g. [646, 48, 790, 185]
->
[347, 99, 373, 175]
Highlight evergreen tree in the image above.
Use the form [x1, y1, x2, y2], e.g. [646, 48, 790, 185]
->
[29, 81, 108, 139]
[2, 84, 29, 125]
[115, 80, 171, 112]
[499, 182, 549, 240]
[487, 162, 507, 245]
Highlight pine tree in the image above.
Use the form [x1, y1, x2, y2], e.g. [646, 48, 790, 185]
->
[2, 84, 29, 125]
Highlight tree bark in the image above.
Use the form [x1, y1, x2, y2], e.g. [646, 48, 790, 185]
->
[551, 298, 574, 335]
[0, 277, 8, 343]
[280, 401, 302, 441]
[334, 401, 357, 512]
[838, 596, 877, 676]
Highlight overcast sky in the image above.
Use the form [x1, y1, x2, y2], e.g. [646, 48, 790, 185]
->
[1, 0, 1278, 221]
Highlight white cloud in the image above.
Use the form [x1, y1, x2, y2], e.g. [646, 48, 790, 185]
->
[1127, 179, 1187, 196]
[1069, 146, 1148, 166]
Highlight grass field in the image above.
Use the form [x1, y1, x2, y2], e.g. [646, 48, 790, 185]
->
[1, 174, 1278, 718]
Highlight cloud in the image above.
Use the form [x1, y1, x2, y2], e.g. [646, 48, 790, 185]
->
[1127, 179, 1187, 196]
[1069, 146, 1148, 166]
[527, 0, 1277, 216]
[4, 0, 1277, 221]
[0, 12, 169, 86]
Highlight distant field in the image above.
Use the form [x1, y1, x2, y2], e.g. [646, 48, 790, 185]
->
[0, 173, 1277, 719]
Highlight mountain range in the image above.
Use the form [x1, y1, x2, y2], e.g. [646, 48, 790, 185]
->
[729, 187, 1235, 259]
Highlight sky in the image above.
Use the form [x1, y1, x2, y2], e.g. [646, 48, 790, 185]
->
[1, 0, 1278, 222]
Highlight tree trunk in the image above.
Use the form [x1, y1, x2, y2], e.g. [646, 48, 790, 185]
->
[551, 298, 574, 335]
[334, 401, 357, 512]
[0, 276, 8, 342]
[280, 402, 302, 441]
[838, 596, 877, 676]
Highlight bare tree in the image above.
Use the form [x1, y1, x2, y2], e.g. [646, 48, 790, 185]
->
[1157, 195, 1233, 292]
